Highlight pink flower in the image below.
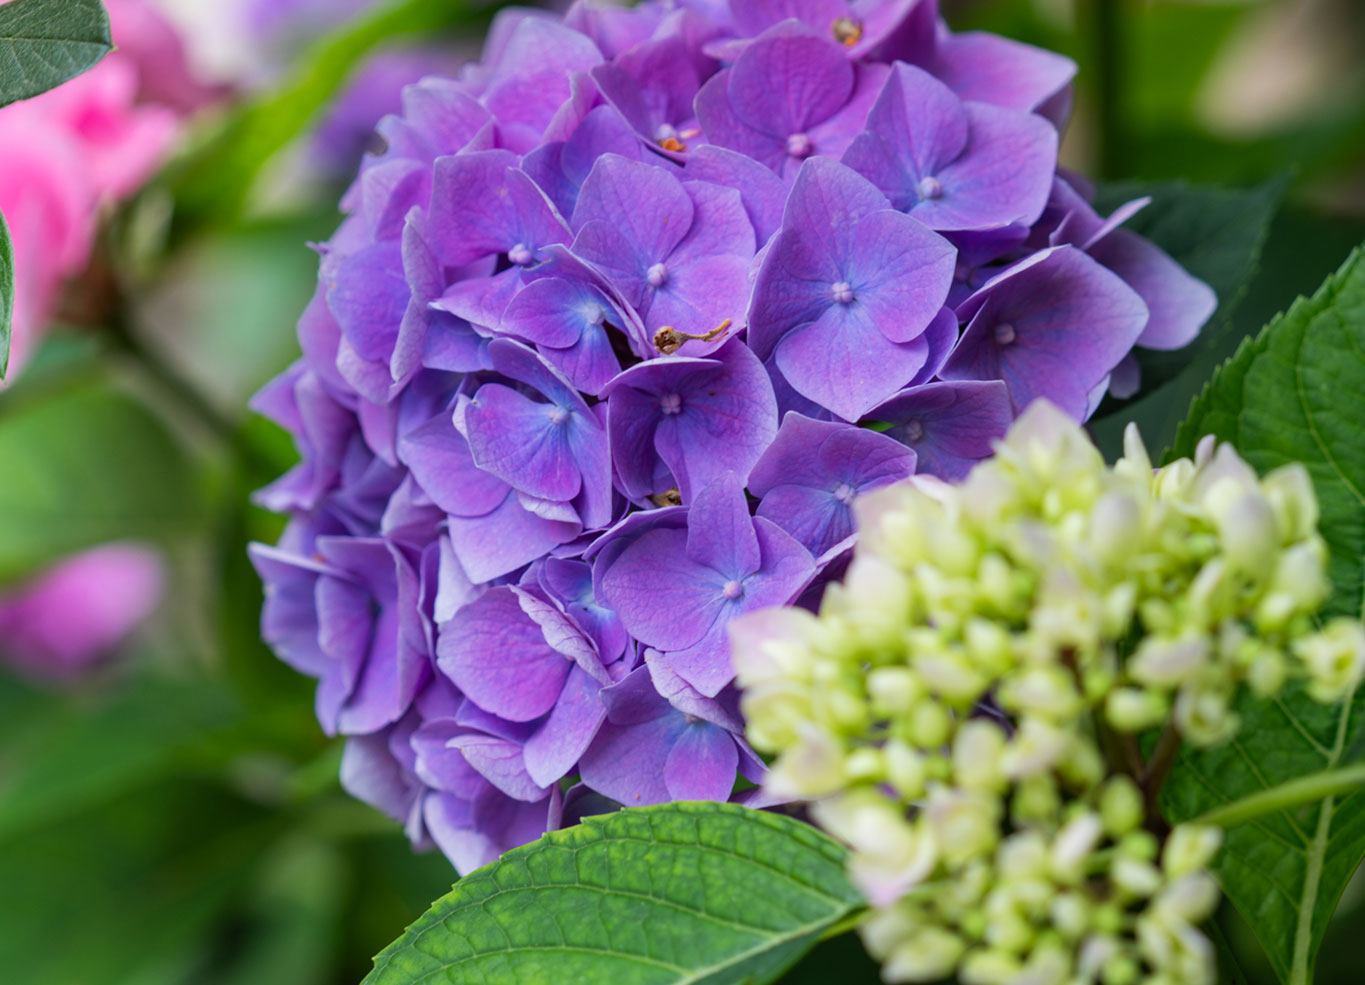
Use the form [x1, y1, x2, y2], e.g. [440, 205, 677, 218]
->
[0, 0, 201, 376]
[0, 543, 164, 680]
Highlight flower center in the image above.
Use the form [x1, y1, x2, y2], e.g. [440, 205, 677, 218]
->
[647, 262, 669, 288]
[660, 392, 683, 415]
[722, 579, 745, 600]
[655, 123, 685, 152]
[832, 16, 863, 46]
[831, 281, 855, 305]
[547, 405, 570, 425]
[916, 176, 943, 201]
[833, 482, 856, 504]
[902, 419, 925, 442]
[508, 242, 535, 266]
[786, 132, 813, 158]
[994, 321, 1017, 345]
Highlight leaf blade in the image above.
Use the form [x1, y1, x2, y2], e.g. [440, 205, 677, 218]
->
[364, 802, 863, 985]
[1160, 246, 1365, 985]
[0, 211, 12, 379]
[0, 0, 112, 108]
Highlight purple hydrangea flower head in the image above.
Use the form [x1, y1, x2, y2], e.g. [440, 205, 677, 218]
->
[250, 0, 1217, 873]
[747, 157, 957, 420]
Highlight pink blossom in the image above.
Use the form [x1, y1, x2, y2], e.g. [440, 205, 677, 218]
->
[0, 0, 199, 375]
[0, 543, 164, 680]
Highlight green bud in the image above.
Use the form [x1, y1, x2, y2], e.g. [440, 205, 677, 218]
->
[959, 948, 1022, 985]
[1294, 618, 1365, 704]
[1262, 463, 1318, 542]
[953, 720, 1008, 792]
[1012, 774, 1062, 826]
[1101, 953, 1140, 985]
[1112, 857, 1162, 898]
[884, 739, 928, 799]
[1100, 776, 1144, 837]
[1105, 688, 1168, 733]
[1162, 825, 1222, 878]
[907, 700, 952, 748]
[1051, 892, 1090, 939]
[1050, 813, 1103, 884]
[1154, 873, 1221, 924]
[883, 927, 966, 983]
[868, 666, 924, 717]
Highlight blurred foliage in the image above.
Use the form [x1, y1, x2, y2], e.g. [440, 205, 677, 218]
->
[2, 2, 1365, 984]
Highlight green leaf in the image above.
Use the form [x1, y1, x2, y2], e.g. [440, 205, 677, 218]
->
[0, 211, 12, 379]
[0, 677, 240, 840]
[0, 0, 112, 108]
[364, 802, 863, 985]
[0, 380, 198, 579]
[1160, 246, 1365, 985]
[169, 0, 484, 237]
[1088, 178, 1284, 459]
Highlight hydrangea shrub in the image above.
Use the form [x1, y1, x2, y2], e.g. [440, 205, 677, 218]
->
[731, 402, 1365, 985]
[250, 0, 1217, 873]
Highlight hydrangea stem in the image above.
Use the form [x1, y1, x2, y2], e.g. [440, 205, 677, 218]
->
[1191, 763, 1365, 830]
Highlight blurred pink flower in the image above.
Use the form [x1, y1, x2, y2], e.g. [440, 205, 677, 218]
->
[0, 543, 164, 679]
[0, 0, 206, 374]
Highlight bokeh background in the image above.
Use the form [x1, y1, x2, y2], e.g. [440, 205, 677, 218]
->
[0, 1, 1363, 983]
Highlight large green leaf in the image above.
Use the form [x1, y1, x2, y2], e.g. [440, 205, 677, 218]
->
[365, 802, 863, 985]
[1089, 178, 1284, 459]
[0, 380, 198, 579]
[0, 0, 111, 107]
[1160, 247, 1365, 985]
[0, 211, 12, 379]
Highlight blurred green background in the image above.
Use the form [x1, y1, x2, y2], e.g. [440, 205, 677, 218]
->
[2, 2, 1364, 983]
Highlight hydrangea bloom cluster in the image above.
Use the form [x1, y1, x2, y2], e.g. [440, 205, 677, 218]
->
[251, 0, 1216, 873]
[732, 401, 1365, 985]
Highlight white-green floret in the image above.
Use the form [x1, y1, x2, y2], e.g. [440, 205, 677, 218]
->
[731, 401, 1365, 985]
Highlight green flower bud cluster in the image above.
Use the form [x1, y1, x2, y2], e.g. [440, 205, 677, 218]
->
[731, 401, 1365, 985]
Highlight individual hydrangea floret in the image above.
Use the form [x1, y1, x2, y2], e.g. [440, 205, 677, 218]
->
[731, 402, 1365, 985]
[251, 0, 1218, 873]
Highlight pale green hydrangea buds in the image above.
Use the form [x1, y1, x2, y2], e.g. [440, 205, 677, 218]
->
[730, 401, 1365, 985]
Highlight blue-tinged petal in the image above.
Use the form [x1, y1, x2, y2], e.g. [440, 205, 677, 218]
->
[869, 379, 1014, 480]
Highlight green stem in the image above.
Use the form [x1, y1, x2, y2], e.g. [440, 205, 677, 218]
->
[818, 909, 868, 941]
[1086, 0, 1124, 179]
[1191, 763, 1365, 830]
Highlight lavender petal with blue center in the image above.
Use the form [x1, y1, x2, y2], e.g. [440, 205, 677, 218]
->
[842, 62, 1057, 232]
[570, 154, 754, 349]
[867, 379, 1014, 480]
[603, 339, 778, 503]
[598, 473, 814, 696]
[749, 412, 916, 558]
[940, 245, 1149, 419]
[694, 21, 888, 178]
[748, 157, 956, 421]
[578, 661, 743, 806]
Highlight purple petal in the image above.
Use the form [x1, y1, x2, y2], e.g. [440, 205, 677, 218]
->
[446, 490, 580, 583]
[599, 527, 727, 652]
[685, 145, 789, 244]
[928, 31, 1076, 114]
[523, 663, 608, 787]
[462, 383, 583, 502]
[447, 733, 550, 802]
[571, 153, 694, 268]
[436, 587, 574, 721]
[727, 22, 852, 139]
[578, 713, 681, 806]
[684, 472, 762, 577]
[942, 246, 1149, 419]
[1088, 228, 1215, 351]
[869, 379, 1014, 480]
[664, 722, 739, 801]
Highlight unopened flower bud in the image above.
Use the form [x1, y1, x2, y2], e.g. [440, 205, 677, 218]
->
[1162, 825, 1222, 878]
[1106, 688, 1168, 733]
[1294, 619, 1365, 704]
[1100, 776, 1144, 837]
[953, 719, 1007, 791]
[883, 927, 966, 983]
[1051, 813, 1103, 883]
[1153, 872, 1221, 924]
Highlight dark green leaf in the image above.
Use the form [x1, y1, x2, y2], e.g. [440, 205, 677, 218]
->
[0, 380, 198, 579]
[0, 211, 12, 379]
[1161, 247, 1365, 985]
[0, 678, 240, 840]
[365, 802, 863, 985]
[1089, 178, 1284, 459]
[0, 0, 111, 107]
